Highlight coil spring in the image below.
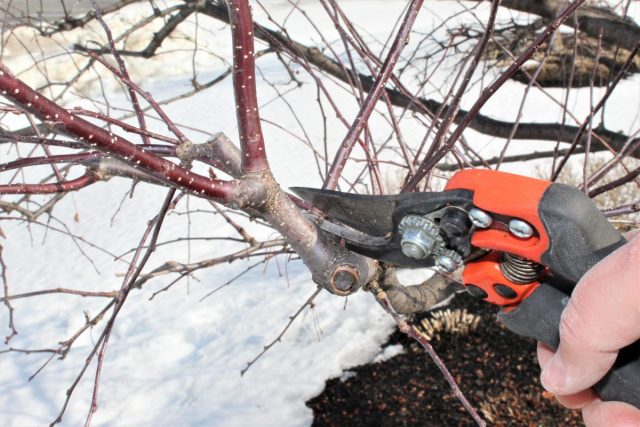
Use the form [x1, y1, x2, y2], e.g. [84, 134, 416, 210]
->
[500, 253, 544, 284]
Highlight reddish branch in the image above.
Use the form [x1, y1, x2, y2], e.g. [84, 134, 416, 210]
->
[0, 64, 238, 201]
[228, 0, 269, 173]
[0, 152, 101, 172]
[0, 173, 99, 194]
[72, 108, 180, 144]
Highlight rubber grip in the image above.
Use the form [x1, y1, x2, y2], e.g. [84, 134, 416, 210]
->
[539, 183, 627, 288]
[498, 284, 640, 408]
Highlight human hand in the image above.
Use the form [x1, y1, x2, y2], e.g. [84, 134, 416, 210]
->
[537, 232, 640, 426]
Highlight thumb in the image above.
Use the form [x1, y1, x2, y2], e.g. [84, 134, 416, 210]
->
[541, 234, 640, 395]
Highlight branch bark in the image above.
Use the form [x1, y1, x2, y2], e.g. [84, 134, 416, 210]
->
[497, 0, 640, 51]
[0, 64, 239, 202]
[381, 266, 464, 314]
[228, 0, 269, 174]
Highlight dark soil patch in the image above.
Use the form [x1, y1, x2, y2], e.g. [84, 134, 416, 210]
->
[307, 293, 584, 426]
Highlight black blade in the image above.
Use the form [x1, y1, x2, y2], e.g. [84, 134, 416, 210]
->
[292, 187, 476, 268]
[291, 187, 416, 236]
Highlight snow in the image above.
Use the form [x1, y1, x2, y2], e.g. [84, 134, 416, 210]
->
[0, 167, 398, 426]
[1, 1, 639, 426]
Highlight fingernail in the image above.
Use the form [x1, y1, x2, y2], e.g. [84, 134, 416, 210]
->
[541, 354, 566, 393]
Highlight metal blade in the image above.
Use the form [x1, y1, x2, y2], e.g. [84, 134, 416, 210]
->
[318, 219, 389, 247]
[291, 187, 416, 236]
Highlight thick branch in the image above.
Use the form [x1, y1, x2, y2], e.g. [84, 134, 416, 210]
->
[176, 133, 242, 178]
[498, 0, 640, 51]
[228, 0, 269, 173]
[381, 267, 464, 314]
[258, 175, 378, 295]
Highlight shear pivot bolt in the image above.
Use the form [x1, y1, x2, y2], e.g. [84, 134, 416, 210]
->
[468, 208, 493, 228]
[330, 266, 359, 296]
[333, 270, 355, 291]
[508, 219, 533, 238]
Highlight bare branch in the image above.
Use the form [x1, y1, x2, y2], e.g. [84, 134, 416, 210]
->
[0, 288, 118, 302]
[241, 286, 322, 376]
[0, 244, 17, 343]
[368, 281, 486, 426]
[0, 64, 239, 201]
[406, 0, 589, 189]
[228, 0, 269, 173]
[323, 0, 424, 189]
[0, 173, 99, 194]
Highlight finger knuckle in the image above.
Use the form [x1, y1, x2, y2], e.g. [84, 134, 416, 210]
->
[558, 299, 586, 348]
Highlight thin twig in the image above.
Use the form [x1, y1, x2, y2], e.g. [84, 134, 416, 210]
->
[241, 286, 322, 376]
[0, 244, 17, 343]
[369, 282, 486, 426]
[323, 0, 424, 190]
[405, 0, 589, 190]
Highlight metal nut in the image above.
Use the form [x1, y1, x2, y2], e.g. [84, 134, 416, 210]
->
[398, 215, 439, 260]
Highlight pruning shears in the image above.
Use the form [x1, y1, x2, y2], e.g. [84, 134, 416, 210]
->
[293, 169, 640, 408]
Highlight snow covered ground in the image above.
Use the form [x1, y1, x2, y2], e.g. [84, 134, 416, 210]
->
[1, 1, 639, 426]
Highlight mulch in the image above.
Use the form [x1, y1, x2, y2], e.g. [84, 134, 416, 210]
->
[307, 292, 584, 426]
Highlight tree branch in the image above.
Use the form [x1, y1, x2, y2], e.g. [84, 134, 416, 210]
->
[497, 0, 640, 51]
[197, 1, 639, 159]
[0, 173, 99, 194]
[323, 0, 424, 189]
[406, 0, 589, 189]
[228, 0, 269, 173]
[0, 64, 239, 201]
